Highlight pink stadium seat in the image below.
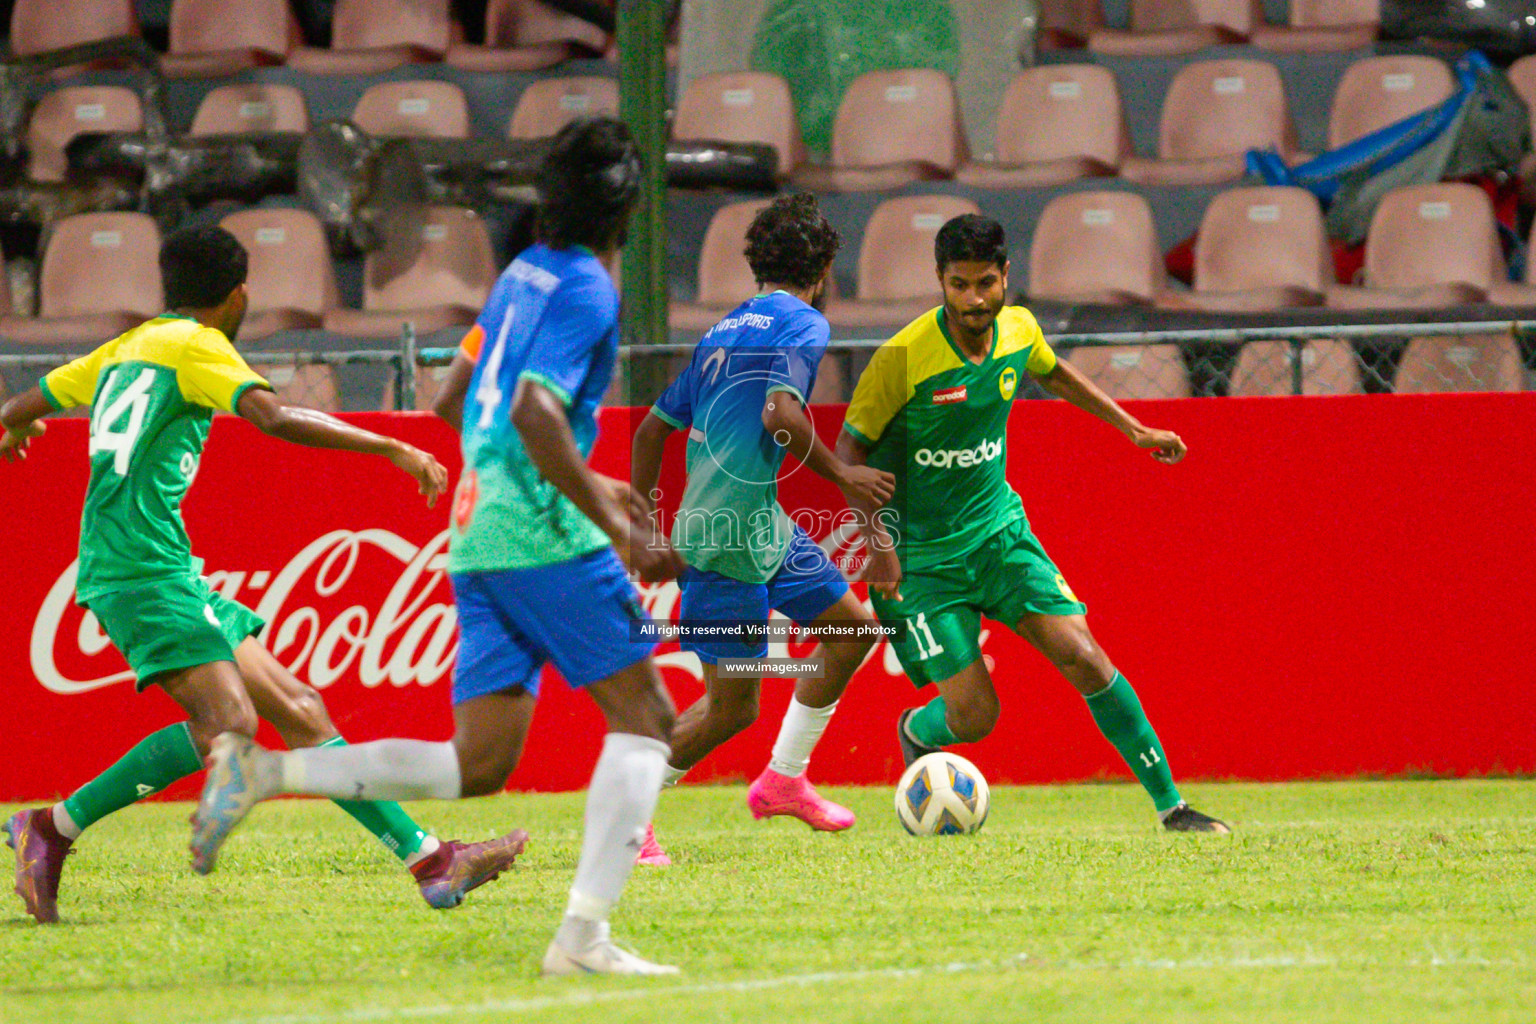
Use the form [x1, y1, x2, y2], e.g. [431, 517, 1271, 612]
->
[264, 363, 343, 412]
[956, 65, 1129, 188]
[510, 0, 611, 55]
[8, 0, 138, 57]
[1229, 340, 1362, 395]
[1328, 183, 1503, 309]
[507, 76, 619, 139]
[220, 209, 339, 341]
[793, 69, 968, 193]
[1028, 192, 1166, 306]
[445, 0, 570, 71]
[352, 81, 470, 139]
[1066, 344, 1191, 398]
[1038, 0, 1105, 48]
[824, 195, 981, 328]
[0, 213, 161, 344]
[1394, 337, 1522, 393]
[1120, 59, 1300, 186]
[673, 73, 806, 178]
[1176, 186, 1331, 311]
[1251, 0, 1379, 53]
[190, 85, 310, 136]
[162, 0, 304, 78]
[1089, 0, 1262, 57]
[25, 87, 143, 184]
[1327, 55, 1454, 148]
[287, 0, 458, 75]
[324, 207, 496, 338]
[670, 199, 773, 334]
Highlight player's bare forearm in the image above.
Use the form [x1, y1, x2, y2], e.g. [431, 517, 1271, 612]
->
[766, 395, 896, 506]
[1038, 360, 1187, 464]
[630, 411, 673, 513]
[430, 351, 475, 434]
[511, 378, 626, 541]
[0, 389, 52, 461]
[236, 388, 448, 503]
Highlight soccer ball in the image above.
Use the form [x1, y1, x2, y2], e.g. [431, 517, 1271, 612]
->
[895, 752, 990, 836]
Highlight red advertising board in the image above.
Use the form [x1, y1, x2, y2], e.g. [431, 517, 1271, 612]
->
[4, 393, 1535, 802]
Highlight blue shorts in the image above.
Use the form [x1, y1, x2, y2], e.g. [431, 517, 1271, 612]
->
[450, 547, 655, 704]
[679, 527, 849, 663]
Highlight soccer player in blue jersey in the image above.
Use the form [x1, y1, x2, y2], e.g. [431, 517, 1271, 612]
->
[630, 195, 896, 856]
[189, 119, 690, 975]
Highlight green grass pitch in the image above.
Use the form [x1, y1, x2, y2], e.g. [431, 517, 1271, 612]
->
[4, 780, 1534, 1024]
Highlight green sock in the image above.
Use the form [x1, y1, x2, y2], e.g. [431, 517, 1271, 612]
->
[906, 696, 959, 748]
[62, 723, 203, 834]
[1084, 673, 1182, 812]
[320, 737, 431, 862]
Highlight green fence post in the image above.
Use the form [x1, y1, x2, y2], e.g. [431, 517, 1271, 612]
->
[618, 0, 669, 403]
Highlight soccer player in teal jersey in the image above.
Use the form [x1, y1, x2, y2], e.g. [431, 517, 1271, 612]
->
[0, 226, 527, 924]
[837, 215, 1228, 833]
[629, 195, 895, 859]
[189, 120, 691, 975]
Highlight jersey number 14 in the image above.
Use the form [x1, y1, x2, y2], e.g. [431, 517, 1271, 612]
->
[89, 366, 156, 475]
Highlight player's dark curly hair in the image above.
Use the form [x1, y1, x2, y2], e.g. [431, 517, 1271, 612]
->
[744, 193, 841, 291]
[934, 214, 1009, 272]
[161, 225, 248, 309]
[537, 116, 642, 252]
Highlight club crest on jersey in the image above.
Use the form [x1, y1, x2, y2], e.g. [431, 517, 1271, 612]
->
[932, 385, 968, 405]
[999, 367, 1018, 400]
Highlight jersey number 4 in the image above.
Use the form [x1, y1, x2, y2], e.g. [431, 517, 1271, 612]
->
[89, 366, 156, 475]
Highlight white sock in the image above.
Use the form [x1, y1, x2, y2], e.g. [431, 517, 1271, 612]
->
[403, 835, 442, 868]
[661, 764, 687, 788]
[279, 740, 462, 802]
[51, 802, 82, 841]
[766, 698, 839, 778]
[562, 733, 669, 932]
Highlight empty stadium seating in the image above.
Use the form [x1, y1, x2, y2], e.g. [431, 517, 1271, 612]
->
[1394, 337, 1522, 393]
[825, 195, 981, 328]
[670, 199, 773, 334]
[956, 65, 1129, 188]
[1038, 0, 1104, 48]
[287, 0, 457, 75]
[0, 213, 162, 344]
[1120, 59, 1300, 186]
[26, 87, 143, 183]
[1089, 0, 1262, 57]
[1250, 0, 1380, 53]
[324, 207, 497, 338]
[8, 0, 137, 57]
[446, 0, 571, 72]
[1228, 340, 1363, 395]
[220, 209, 339, 341]
[189, 84, 311, 135]
[1066, 344, 1192, 397]
[507, 76, 619, 138]
[163, 0, 304, 78]
[352, 81, 470, 138]
[264, 363, 343, 411]
[794, 70, 968, 192]
[672, 73, 806, 178]
[1028, 192, 1166, 305]
[1180, 186, 1331, 311]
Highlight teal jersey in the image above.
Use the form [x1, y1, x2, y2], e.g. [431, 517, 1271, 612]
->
[651, 292, 829, 583]
[448, 244, 619, 573]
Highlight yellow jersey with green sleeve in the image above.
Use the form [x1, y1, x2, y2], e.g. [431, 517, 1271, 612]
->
[842, 305, 1057, 573]
[40, 314, 270, 603]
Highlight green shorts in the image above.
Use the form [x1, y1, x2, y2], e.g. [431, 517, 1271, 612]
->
[86, 575, 267, 691]
[870, 518, 1087, 688]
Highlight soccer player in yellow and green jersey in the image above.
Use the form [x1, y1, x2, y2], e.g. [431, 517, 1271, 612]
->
[0, 226, 525, 924]
[837, 214, 1228, 833]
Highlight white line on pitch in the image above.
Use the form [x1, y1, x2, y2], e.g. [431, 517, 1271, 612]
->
[190, 951, 1526, 1024]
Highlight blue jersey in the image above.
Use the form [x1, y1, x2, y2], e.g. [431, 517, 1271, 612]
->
[651, 291, 829, 583]
[449, 244, 618, 573]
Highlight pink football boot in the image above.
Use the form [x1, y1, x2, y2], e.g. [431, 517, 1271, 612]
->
[634, 822, 672, 867]
[747, 769, 855, 831]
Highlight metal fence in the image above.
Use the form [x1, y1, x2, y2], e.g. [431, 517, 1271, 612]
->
[3, 318, 1533, 413]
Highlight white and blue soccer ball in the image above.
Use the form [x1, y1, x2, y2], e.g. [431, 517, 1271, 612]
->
[895, 752, 990, 836]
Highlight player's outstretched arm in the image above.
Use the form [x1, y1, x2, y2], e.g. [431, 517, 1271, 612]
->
[0, 389, 52, 463]
[629, 410, 674, 515]
[429, 350, 477, 434]
[1037, 359, 1187, 464]
[763, 393, 895, 507]
[235, 388, 448, 505]
[511, 377, 685, 583]
[834, 429, 902, 601]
